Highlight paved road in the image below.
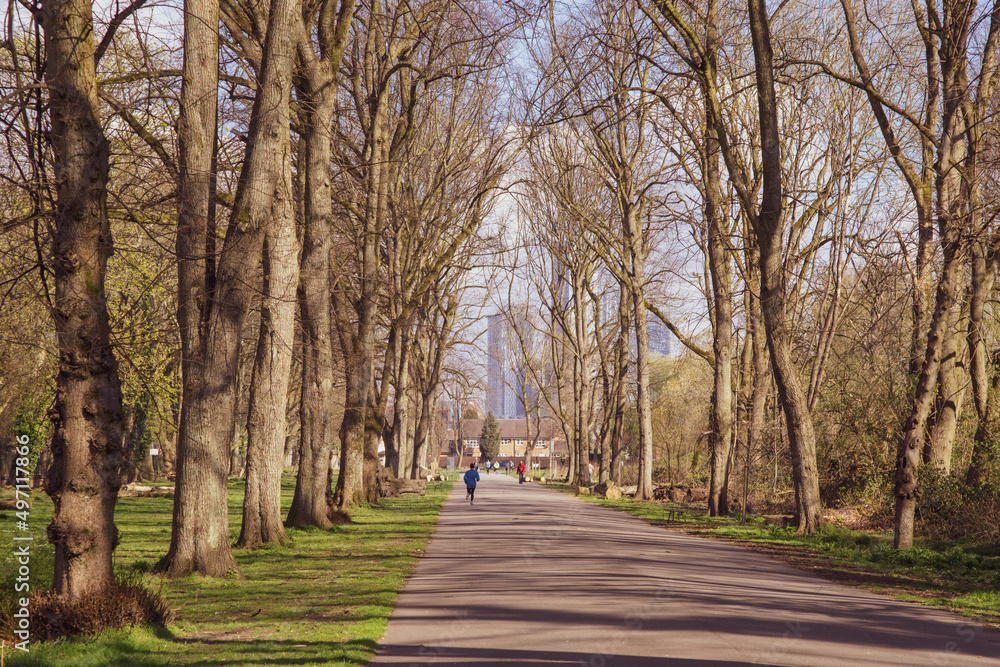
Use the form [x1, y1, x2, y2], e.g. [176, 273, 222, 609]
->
[370, 473, 1000, 666]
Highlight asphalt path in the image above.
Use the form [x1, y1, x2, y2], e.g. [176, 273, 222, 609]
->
[370, 472, 1000, 666]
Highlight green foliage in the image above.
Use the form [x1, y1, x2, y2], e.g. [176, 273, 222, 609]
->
[648, 356, 712, 485]
[106, 245, 180, 475]
[479, 410, 501, 460]
[9, 387, 53, 475]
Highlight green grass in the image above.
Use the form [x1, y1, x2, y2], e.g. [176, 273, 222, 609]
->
[549, 484, 1000, 626]
[1, 473, 452, 666]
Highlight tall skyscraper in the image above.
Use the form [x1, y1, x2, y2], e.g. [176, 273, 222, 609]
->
[598, 290, 675, 358]
[486, 314, 506, 417]
[648, 317, 674, 358]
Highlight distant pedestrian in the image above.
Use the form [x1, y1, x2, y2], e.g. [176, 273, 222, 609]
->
[493, 461, 500, 474]
[464, 462, 480, 505]
[517, 461, 526, 484]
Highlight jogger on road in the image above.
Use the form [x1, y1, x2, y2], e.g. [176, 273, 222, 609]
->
[464, 462, 480, 505]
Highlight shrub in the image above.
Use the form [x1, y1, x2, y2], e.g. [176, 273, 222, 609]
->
[917, 469, 1000, 543]
[28, 573, 172, 641]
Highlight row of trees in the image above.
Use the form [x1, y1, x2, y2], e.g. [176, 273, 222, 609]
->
[2, 0, 998, 609]
[483, 0, 998, 550]
[2, 0, 516, 600]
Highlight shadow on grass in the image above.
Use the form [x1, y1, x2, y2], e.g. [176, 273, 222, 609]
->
[141, 625, 377, 666]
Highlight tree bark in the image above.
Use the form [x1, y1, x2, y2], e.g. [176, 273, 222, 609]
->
[334, 1, 389, 509]
[628, 205, 654, 500]
[238, 125, 298, 548]
[895, 239, 964, 547]
[572, 273, 592, 485]
[42, 0, 126, 598]
[703, 33, 733, 514]
[966, 239, 1000, 485]
[747, 233, 769, 498]
[166, 0, 298, 576]
[394, 334, 415, 478]
[286, 85, 336, 526]
[894, 0, 978, 547]
[925, 297, 967, 472]
[609, 287, 630, 484]
[169, 0, 220, 574]
[285, 0, 355, 527]
[747, 0, 823, 533]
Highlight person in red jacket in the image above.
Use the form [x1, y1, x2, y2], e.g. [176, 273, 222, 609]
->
[517, 461, 526, 484]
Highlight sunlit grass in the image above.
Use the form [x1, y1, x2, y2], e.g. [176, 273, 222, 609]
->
[1, 473, 451, 666]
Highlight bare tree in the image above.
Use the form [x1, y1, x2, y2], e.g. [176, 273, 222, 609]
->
[832, 0, 1000, 547]
[165, 0, 300, 576]
[645, 0, 824, 531]
[533, 0, 672, 497]
[285, 0, 356, 530]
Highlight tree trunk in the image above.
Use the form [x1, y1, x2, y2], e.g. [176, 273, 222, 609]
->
[703, 47, 733, 514]
[609, 287, 630, 485]
[895, 0, 975, 545]
[238, 131, 298, 548]
[42, 0, 125, 598]
[628, 207, 655, 499]
[334, 16, 386, 508]
[925, 297, 967, 472]
[287, 87, 335, 527]
[166, 0, 298, 577]
[966, 239, 1000, 485]
[396, 336, 415, 477]
[593, 285, 617, 485]
[747, 234, 769, 502]
[413, 391, 432, 479]
[572, 273, 592, 485]
[286, 0, 355, 528]
[169, 0, 219, 574]
[895, 240, 964, 547]
[363, 386, 382, 502]
[747, 0, 823, 533]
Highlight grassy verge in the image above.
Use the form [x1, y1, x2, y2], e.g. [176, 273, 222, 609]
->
[548, 483, 1000, 627]
[1, 473, 452, 666]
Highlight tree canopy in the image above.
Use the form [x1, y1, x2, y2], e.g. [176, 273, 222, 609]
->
[479, 412, 502, 461]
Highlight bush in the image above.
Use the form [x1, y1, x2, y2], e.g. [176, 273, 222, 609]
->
[917, 469, 1000, 543]
[28, 573, 172, 641]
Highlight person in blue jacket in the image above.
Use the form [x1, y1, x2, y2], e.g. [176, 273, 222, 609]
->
[464, 462, 480, 505]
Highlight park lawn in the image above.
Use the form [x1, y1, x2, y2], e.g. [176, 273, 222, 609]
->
[550, 484, 1000, 628]
[1, 474, 452, 666]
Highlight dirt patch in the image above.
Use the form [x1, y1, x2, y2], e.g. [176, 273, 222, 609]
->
[184, 627, 266, 643]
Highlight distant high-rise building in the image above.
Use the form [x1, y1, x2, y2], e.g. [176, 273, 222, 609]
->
[504, 369, 523, 419]
[648, 317, 674, 358]
[487, 314, 506, 417]
[598, 291, 676, 358]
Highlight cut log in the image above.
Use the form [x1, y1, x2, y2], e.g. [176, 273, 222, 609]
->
[381, 479, 427, 498]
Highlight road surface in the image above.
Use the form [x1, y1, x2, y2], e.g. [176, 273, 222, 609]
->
[370, 472, 1000, 666]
